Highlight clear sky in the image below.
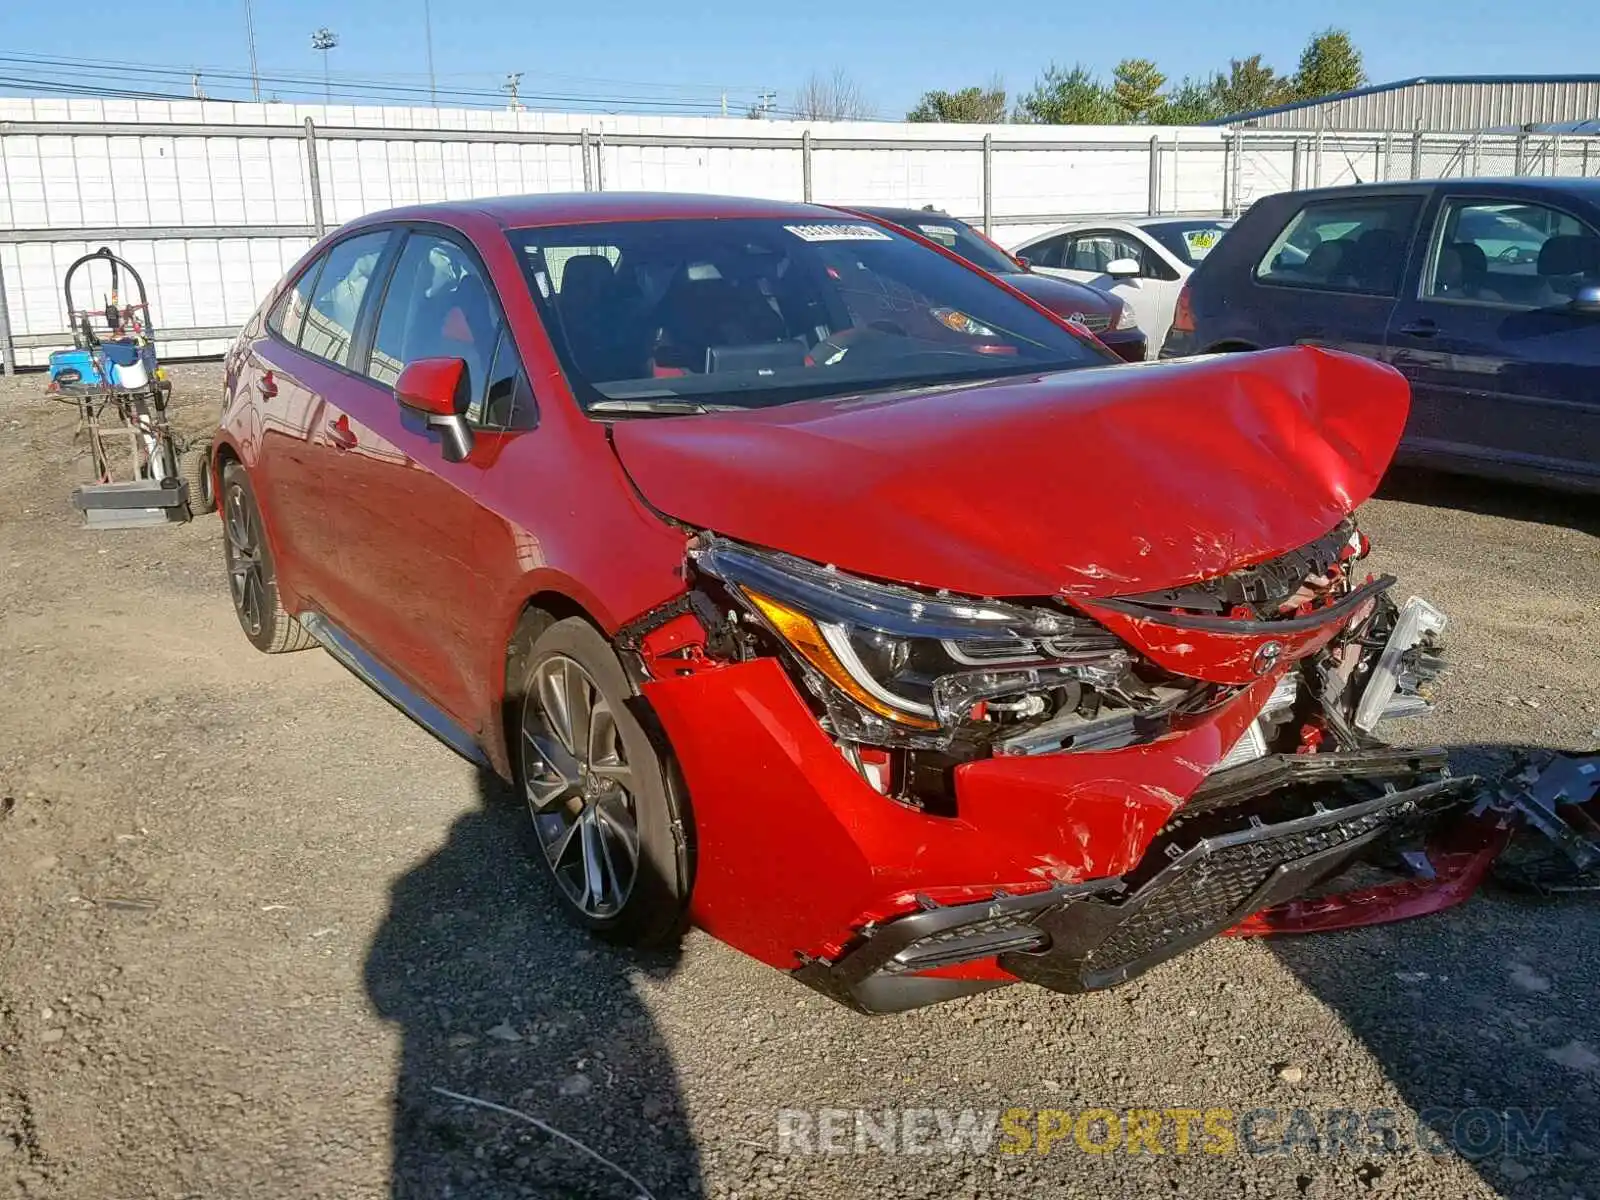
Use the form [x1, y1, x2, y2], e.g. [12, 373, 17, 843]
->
[2, 0, 1597, 118]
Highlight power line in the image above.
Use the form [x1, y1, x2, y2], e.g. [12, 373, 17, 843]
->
[0, 49, 772, 115]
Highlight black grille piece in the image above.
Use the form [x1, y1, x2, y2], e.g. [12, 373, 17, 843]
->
[1091, 801, 1404, 972]
[1001, 751, 1473, 994]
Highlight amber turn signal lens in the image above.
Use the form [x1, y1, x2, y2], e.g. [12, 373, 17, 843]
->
[744, 591, 941, 730]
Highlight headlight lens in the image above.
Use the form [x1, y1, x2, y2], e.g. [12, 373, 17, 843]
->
[1112, 300, 1135, 331]
[746, 591, 940, 729]
[694, 537, 1128, 733]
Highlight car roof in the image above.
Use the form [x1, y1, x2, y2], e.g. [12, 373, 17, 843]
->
[1259, 177, 1600, 204]
[1130, 216, 1233, 228]
[349, 191, 866, 230]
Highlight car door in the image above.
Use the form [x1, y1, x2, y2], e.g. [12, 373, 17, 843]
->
[1246, 192, 1424, 362]
[239, 230, 393, 620]
[1384, 191, 1600, 487]
[331, 227, 535, 725]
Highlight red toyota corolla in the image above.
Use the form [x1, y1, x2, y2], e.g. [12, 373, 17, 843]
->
[215, 193, 1474, 1013]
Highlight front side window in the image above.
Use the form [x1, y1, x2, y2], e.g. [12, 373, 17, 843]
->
[296, 231, 391, 368]
[1255, 197, 1421, 296]
[510, 217, 1108, 413]
[1424, 199, 1600, 308]
[1018, 234, 1067, 269]
[369, 233, 504, 418]
[1063, 231, 1145, 274]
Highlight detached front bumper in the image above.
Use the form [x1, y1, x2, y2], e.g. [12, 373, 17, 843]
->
[795, 748, 1474, 1013]
[641, 646, 1475, 1012]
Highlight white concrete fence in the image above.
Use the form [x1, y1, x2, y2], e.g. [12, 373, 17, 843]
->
[4, 96, 1599, 370]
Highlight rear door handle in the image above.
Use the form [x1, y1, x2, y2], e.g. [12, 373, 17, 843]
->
[1398, 320, 1438, 338]
[255, 370, 278, 398]
[327, 415, 358, 451]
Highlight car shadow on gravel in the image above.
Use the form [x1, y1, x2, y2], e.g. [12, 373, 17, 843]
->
[1264, 742, 1599, 1198]
[363, 769, 702, 1199]
[1378, 466, 1599, 535]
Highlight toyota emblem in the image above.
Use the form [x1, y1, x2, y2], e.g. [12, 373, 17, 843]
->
[1251, 640, 1285, 676]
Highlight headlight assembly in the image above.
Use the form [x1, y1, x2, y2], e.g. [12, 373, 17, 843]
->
[691, 536, 1130, 742]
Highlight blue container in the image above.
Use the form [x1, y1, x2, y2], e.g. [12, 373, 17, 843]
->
[48, 348, 104, 387]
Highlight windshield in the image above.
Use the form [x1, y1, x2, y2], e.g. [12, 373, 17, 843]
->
[1145, 220, 1230, 267]
[510, 217, 1107, 413]
[899, 217, 1022, 275]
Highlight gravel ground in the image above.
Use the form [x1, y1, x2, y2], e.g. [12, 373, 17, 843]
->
[1, 363, 1597, 1200]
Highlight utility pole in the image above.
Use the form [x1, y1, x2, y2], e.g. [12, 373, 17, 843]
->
[311, 28, 339, 104]
[503, 72, 524, 112]
[756, 89, 776, 119]
[191, 72, 207, 100]
[720, 90, 727, 117]
[422, 0, 438, 107]
[242, 0, 261, 101]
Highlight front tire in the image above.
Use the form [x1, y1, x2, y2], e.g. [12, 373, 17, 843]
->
[512, 617, 692, 946]
[220, 463, 315, 654]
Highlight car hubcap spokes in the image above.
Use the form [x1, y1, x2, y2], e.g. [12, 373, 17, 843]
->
[224, 484, 265, 637]
[522, 655, 640, 917]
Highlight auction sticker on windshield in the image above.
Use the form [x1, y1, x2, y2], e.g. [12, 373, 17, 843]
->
[916, 224, 961, 248]
[785, 223, 894, 242]
[1184, 228, 1223, 259]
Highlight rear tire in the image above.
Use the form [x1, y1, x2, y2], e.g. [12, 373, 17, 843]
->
[220, 463, 316, 655]
[182, 440, 217, 516]
[510, 616, 692, 946]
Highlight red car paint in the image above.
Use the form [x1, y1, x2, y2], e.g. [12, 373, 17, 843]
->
[1226, 815, 1512, 936]
[216, 192, 1466, 1011]
[608, 346, 1409, 599]
[645, 658, 1279, 968]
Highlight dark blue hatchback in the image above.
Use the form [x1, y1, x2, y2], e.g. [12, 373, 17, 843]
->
[1163, 178, 1600, 493]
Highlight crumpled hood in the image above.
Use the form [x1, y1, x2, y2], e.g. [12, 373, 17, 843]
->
[609, 346, 1409, 599]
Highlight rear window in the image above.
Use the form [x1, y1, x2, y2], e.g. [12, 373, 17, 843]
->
[1145, 221, 1230, 267]
[1255, 197, 1421, 296]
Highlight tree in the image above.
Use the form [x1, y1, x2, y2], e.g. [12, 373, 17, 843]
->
[1210, 55, 1293, 118]
[1152, 77, 1222, 125]
[1294, 29, 1365, 100]
[793, 69, 876, 121]
[907, 80, 1008, 124]
[1015, 64, 1119, 125]
[1112, 58, 1166, 123]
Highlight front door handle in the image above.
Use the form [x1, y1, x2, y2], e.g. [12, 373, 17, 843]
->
[327, 415, 358, 451]
[1398, 320, 1439, 338]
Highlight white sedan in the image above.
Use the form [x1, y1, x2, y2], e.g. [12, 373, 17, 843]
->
[1010, 218, 1231, 358]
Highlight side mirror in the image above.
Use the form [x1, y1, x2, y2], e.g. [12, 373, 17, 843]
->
[1013, 253, 1033, 270]
[1569, 284, 1600, 316]
[395, 357, 474, 462]
[1105, 257, 1141, 279]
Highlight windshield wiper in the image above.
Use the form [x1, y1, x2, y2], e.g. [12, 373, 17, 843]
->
[587, 398, 732, 416]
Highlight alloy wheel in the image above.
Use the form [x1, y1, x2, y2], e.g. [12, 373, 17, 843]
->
[521, 653, 642, 918]
[223, 482, 266, 637]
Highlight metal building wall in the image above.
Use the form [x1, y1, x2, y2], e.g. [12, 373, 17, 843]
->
[1243, 79, 1600, 132]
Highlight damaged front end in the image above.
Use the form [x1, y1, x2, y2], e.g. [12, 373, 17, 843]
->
[627, 526, 1471, 1013]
